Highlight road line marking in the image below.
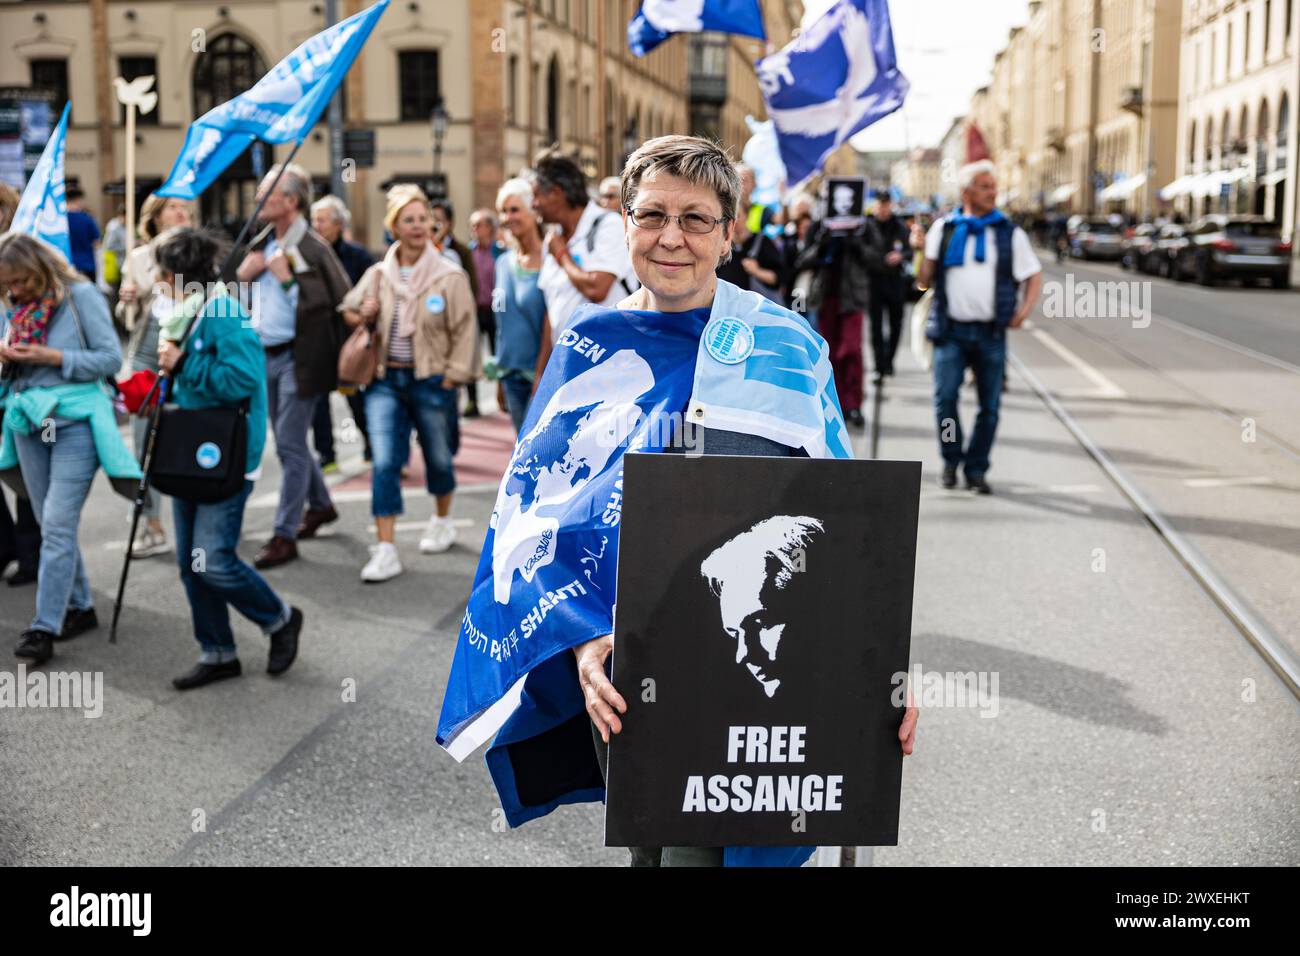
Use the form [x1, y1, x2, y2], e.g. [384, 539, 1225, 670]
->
[1183, 475, 1276, 488]
[1150, 314, 1300, 377]
[1028, 328, 1127, 398]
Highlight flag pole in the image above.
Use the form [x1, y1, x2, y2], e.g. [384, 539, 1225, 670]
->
[219, 137, 306, 279]
[109, 134, 306, 641]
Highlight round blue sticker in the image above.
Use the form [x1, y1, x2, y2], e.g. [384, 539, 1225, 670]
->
[425, 293, 445, 313]
[703, 316, 755, 365]
[195, 442, 222, 470]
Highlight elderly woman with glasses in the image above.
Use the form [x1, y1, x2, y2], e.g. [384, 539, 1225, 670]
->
[437, 135, 919, 869]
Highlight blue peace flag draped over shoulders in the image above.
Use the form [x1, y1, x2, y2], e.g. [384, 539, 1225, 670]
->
[436, 280, 850, 867]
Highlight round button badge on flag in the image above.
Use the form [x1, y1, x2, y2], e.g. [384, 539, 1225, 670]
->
[703, 316, 755, 365]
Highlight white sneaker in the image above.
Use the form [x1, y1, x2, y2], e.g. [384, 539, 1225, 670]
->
[360, 542, 403, 582]
[419, 516, 457, 554]
[130, 526, 170, 559]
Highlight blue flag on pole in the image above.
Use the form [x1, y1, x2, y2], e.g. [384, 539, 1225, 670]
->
[8, 102, 71, 260]
[628, 0, 765, 57]
[757, 0, 908, 187]
[156, 0, 389, 199]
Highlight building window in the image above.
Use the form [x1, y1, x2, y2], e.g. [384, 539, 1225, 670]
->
[507, 55, 518, 125]
[1265, 0, 1272, 57]
[398, 50, 441, 122]
[193, 34, 264, 117]
[546, 58, 560, 145]
[118, 56, 159, 126]
[30, 59, 69, 121]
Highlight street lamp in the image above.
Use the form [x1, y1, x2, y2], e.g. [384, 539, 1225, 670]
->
[431, 98, 449, 199]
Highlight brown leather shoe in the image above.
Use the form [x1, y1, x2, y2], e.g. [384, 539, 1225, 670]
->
[254, 535, 298, 569]
[297, 504, 339, 539]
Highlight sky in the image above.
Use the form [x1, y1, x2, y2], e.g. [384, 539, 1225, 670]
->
[798, 0, 1034, 154]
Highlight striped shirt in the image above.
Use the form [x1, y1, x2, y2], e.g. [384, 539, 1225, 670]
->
[388, 266, 414, 365]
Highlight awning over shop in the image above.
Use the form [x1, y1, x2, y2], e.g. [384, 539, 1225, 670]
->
[1158, 173, 1198, 200]
[1098, 173, 1146, 201]
[1047, 183, 1077, 204]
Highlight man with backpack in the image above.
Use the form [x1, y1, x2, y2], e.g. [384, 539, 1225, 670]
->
[915, 160, 1043, 495]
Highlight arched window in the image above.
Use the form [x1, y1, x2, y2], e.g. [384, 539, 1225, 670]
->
[191, 34, 269, 236]
[192, 33, 266, 117]
[1188, 120, 1197, 166]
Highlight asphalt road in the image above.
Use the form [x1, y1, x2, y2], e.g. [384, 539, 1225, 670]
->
[1, 269, 1296, 866]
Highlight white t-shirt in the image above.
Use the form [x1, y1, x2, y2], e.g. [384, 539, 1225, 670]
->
[925, 217, 1041, 321]
[538, 201, 635, 343]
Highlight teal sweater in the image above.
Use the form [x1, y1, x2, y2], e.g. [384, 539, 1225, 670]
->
[170, 294, 268, 475]
[0, 381, 144, 501]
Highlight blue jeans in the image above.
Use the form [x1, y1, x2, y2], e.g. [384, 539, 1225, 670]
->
[364, 369, 457, 517]
[173, 480, 290, 661]
[13, 420, 98, 634]
[265, 349, 333, 539]
[501, 371, 533, 433]
[932, 321, 1006, 477]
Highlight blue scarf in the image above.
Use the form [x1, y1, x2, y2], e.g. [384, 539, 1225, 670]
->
[943, 209, 1007, 267]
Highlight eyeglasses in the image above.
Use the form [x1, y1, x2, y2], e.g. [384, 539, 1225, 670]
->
[627, 207, 728, 235]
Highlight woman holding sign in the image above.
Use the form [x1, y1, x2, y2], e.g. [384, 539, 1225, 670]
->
[437, 136, 918, 868]
[340, 185, 476, 583]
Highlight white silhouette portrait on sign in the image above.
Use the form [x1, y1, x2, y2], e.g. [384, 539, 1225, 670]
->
[700, 516, 825, 698]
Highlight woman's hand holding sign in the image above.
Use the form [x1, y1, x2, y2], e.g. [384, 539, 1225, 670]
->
[574, 633, 627, 744]
[576, 633, 919, 753]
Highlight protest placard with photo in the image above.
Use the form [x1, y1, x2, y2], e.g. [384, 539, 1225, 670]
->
[605, 453, 920, 848]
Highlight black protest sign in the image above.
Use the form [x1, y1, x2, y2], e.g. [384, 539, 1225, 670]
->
[605, 453, 920, 848]
[823, 176, 868, 233]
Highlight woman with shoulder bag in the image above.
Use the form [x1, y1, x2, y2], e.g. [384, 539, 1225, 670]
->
[0, 233, 142, 665]
[340, 185, 476, 583]
[153, 229, 303, 690]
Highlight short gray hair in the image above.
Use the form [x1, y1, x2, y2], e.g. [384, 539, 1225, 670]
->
[620, 135, 741, 224]
[262, 163, 312, 214]
[958, 160, 997, 192]
[496, 177, 534, 211]
[311, 195, 350, 229]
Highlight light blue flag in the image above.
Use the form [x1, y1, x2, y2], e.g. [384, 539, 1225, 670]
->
[8, 102, 71, 260]
[757, 0, 908, 186]
[628, 0, 765, 57]
[157, 0, 389, 199]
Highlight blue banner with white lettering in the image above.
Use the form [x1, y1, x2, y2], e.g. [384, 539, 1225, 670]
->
[8, 102, 71, 261]
[438, 305, 703, 765]
[156, 0, 389, 199]
[628, 0, 765, 57]
[757, 0, 909, 186]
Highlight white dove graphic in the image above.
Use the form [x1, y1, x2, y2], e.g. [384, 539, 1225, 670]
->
[113, 75, 158, 114]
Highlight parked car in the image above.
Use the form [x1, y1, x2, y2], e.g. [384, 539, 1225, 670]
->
[1121, 223, 1159, 272]
[1173, 215, 1292, 288]
[1152, 224, 1189, 280]
[1066, 216, 1125, 261]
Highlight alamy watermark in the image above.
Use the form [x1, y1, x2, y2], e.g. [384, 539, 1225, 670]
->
[0, 664, 103, 718]
[891, 663, 999, 718]
[1041, 274, 1151, 329]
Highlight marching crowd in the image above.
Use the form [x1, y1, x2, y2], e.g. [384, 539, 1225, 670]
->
[0, 143, 1041, 691]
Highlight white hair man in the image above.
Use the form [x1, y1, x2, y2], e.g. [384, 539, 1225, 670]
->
[237, 164, 353, 567]
[914, 160, 1043, 494]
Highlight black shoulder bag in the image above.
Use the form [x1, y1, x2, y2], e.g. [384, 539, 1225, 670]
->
[147, 308, 250, 504]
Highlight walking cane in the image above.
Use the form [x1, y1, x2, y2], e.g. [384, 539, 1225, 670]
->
[107, 142, 304, 642]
